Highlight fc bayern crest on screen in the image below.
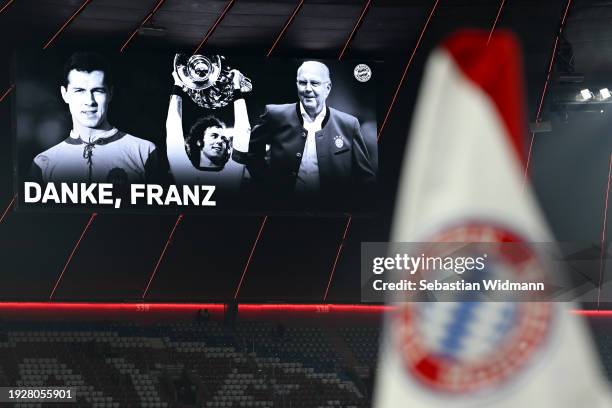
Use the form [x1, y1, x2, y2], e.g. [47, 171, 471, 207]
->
[393, 224, 555, 395]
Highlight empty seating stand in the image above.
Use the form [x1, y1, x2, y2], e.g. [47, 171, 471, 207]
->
[0, 321, 377, 407]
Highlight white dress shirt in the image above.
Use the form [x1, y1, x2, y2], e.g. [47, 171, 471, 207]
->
[295, 103, 326, 195]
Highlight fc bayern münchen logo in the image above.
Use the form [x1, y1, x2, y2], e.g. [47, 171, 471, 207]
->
[393, 224, 554, 395]
[334, 135, 344, 149]
[354, 64, 371, 82]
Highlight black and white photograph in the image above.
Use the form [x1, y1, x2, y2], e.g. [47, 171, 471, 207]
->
[14, 49, 379, 214]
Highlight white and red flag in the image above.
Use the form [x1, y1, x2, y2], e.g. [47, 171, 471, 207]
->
[373, 31, 611, 407]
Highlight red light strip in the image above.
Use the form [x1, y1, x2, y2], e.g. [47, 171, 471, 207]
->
[0, 83, 14, 102]
[0, 302, 225, 312]
[0, 0, 14, 14]
[142, 214, 184, 299]
[0, 193, 16, 224]
[120, 0, 168, 53]
[487, 0, 506, 45]
[0, 88, 16, 222]
[377, 0, 439, 142]
[322, 1, 375, 301]
[524, 0, 573, 182]
[143, 0, 236, 298]
[338, 0, 372, 61]
[234, 3, 310, 299]
[0, 302, 605, 316]
[572, 310, 612, 317]
[0, 301, 391, 313]
[144, 0, 305, 303]
[193, 0, 236, 55]
[266, 0, 305, 58]
[323, 216, 352, 301]
[29, 1, 96, 296]
[238, 303, 392, 313]
[325, 0, 439, 301]
[42, 0, 93, 50]
[535, 0, 573, 123]
[323, 1, 378, 301]
[234, 216, 268, 299]
[50, 213, 97, 300]
[597, 153, 612, 308]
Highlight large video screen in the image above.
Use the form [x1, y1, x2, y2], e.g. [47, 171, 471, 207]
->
[14, 50, 379, 215]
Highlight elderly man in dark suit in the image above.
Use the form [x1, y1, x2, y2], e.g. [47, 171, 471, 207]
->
[235, 61, 376, 205]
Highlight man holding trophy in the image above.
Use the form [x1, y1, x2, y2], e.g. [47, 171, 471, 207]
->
[166, 54, 252, 195]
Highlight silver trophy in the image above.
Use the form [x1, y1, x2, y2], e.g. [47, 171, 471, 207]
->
[174, 53, 252, 109]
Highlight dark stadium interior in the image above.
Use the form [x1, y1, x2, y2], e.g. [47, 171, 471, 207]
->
[0, 0, 590, 303]
[2, 0, 612, 407]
